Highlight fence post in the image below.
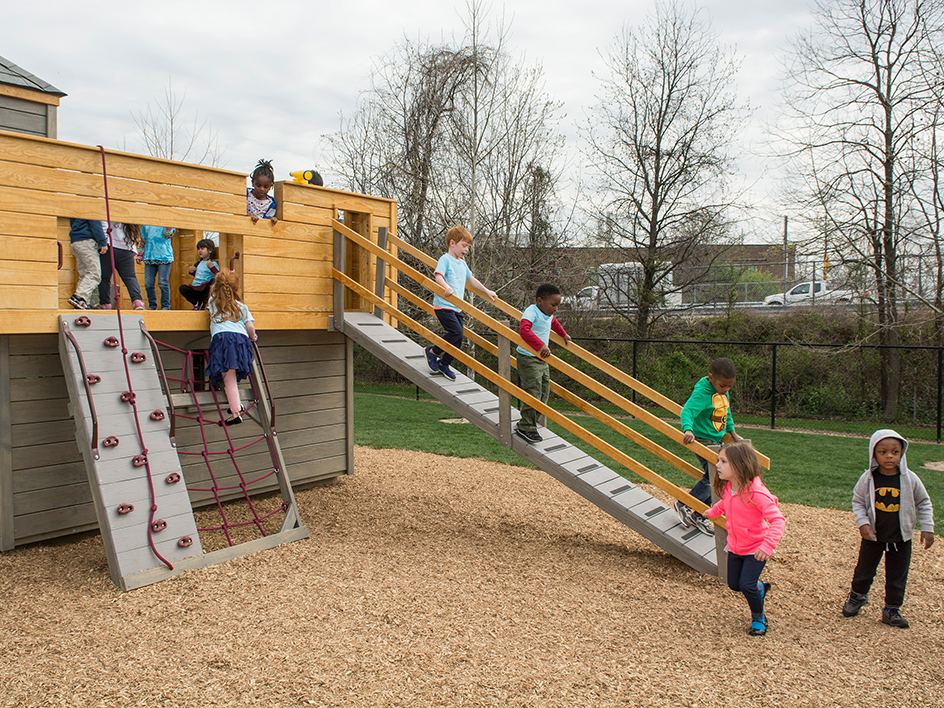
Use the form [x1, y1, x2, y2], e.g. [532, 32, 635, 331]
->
[498, 326, 512, 448]
[632, 340, 638, 405]
[770, 343, 777, 430]
[938, 347, 942, 444]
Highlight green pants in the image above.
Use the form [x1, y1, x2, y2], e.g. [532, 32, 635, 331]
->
[517, 355, 550, 432]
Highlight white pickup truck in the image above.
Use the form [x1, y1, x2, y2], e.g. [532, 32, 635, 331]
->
[763, 281, 853, 306]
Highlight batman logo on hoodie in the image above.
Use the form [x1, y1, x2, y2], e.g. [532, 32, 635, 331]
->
[875, 486, 901, 513]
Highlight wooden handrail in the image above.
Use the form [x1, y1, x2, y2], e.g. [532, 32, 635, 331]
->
[333, 219, 770, 470]
[389, 232, 687, 418]
[387, 277, 704, 482]
[334, 267, 719, 519]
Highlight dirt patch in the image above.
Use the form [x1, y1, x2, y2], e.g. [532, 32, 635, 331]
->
[1, 446, 942, 707]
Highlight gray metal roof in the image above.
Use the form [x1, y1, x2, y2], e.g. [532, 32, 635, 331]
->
[0, 54, 66, 97]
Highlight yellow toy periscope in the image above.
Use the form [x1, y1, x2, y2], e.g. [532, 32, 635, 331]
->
[290, 169, 323, 185]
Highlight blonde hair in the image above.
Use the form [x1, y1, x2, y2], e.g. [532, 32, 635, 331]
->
[209, 270, 243, 323]
[446, 225, 473, 247]
[712, 441, 763, 500]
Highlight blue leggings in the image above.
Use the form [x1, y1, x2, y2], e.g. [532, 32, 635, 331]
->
[727, 552, 767, 619]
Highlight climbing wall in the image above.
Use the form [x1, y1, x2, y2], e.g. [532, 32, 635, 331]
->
[58, 313, 203, 590]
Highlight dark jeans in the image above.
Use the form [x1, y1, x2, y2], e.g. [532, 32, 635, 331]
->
[850, 538, 912, 608]
[727, 552, 768, 619]
[688, 438, 715, 505]
[432, 309, 464, 367]
[99, 248, 142, 304]
[179, 283, 210, 307]
[144, 262, 172, 310]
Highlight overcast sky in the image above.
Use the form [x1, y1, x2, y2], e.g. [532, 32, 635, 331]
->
[5, 0, 812, 243]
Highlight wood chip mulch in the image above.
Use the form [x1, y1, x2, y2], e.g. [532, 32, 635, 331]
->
[1, 446, 942, 707]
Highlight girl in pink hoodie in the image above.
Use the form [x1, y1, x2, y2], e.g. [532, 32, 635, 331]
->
[703, 441, 786, 636]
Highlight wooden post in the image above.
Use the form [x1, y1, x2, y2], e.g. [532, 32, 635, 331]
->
[0, 335, 13, 551]
[332, 226, 345, 333]
[497, 326, 512, 447]
[707, 443, 728, 583]
[374, 227, 388, 319]
[344, 337, 354, 475]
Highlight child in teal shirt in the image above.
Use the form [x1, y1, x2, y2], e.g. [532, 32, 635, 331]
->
[138, 225, 176, 310]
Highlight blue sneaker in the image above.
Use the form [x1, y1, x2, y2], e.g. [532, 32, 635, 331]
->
[749, 616, 767, 636]
[425, 347, 440, 373]
[439, 362, 457, 380]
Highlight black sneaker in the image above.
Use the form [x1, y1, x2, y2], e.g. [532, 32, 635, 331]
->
[842, 591, 867, 617]
[68, 294, 88, 310]
[515, 426, 542, 444]
[424, 347, 440, 373]
[882, 606, 909, 629]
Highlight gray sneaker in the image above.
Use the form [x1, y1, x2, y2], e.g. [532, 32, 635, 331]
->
[842, 591, 867, 617]
[692, 511, 715, 536]
[882, 606, 909, 629]
[674, 501, 694, 528]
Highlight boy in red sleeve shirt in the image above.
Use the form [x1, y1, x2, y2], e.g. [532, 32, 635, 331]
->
[515, 283, 571, 443]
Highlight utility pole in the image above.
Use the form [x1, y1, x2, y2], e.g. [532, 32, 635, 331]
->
[782, 215, 788, 296]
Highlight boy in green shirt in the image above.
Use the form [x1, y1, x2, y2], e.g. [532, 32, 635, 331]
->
[674, 357, 742, 535]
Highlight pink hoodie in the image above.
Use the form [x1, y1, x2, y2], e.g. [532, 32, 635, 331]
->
[703, 476, 786, 556]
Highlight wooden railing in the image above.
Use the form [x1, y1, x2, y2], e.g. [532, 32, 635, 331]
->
[332, 219, 770, 522]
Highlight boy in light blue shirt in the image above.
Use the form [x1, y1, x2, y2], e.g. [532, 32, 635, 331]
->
[515, 283, 571, 443]
[424, 225, 496, 380]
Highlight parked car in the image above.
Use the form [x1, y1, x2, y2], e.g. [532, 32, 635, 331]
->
[565, 263, 682, 311]
[763, 281, 853, 306]
[566, 285, 599, 310]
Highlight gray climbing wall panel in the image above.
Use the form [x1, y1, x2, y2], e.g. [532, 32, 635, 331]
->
[58, 314, 202, 589]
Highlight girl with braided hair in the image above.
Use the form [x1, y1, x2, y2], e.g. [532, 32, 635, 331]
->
[206, 270, 257, 425]
[247, 158, 278, 225]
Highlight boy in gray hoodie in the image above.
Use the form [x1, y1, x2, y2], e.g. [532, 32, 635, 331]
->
[842, 429, 935, 628]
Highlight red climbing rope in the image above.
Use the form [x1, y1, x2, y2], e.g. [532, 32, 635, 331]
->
[145, 337, 289, 546]
[98, 145, 173, 571]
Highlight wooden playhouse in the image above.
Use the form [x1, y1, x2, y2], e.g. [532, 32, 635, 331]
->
[0, 127, 767, 590]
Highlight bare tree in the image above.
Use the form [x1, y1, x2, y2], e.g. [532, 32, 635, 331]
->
[583, 0, 745, 338]
[131, 80, 226, 166]
[326, 2, 571, 304]
[777, 0, 944, 420]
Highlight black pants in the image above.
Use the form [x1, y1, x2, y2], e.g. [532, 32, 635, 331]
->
[431, 309, 464, 367]
[99, 248, 142, 304]
[850, 538, 912, 608]
[179, 283, 210, 306]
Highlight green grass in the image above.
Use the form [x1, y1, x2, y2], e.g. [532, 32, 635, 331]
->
[354, 387, 944, 534]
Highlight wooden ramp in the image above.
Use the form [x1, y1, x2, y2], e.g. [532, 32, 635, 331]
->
[58, 313, 307, 590]
[343, 311, 718, 575]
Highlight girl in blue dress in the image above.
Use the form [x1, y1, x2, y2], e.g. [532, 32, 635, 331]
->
[206, 270, 257, 425]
